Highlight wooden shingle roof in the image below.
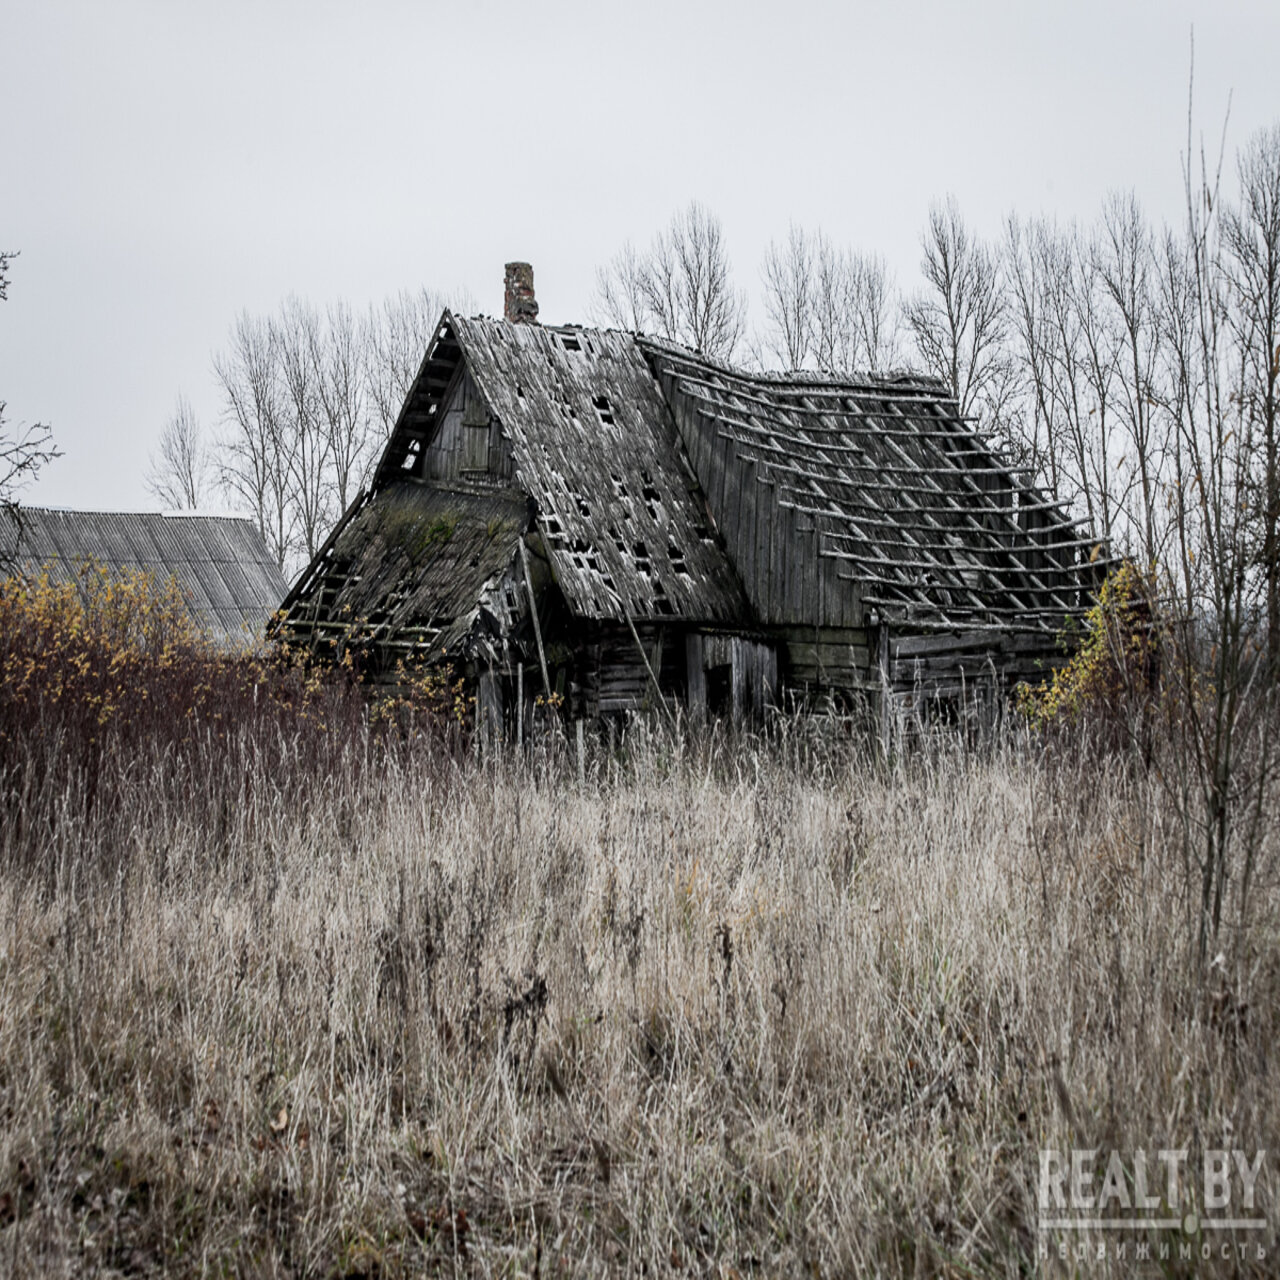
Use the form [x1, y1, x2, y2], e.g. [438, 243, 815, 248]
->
[642, 339, 1110, 632]
[2, 507, 289, 645]
[457, 317, 749, 625]
[282, 311, 1107, 664]
[375, 313, 751, 626]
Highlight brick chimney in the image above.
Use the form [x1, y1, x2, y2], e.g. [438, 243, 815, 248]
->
[503, 262, 539, 325]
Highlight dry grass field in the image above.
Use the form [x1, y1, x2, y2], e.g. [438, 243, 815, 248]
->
[1, 576, 1278, 1276]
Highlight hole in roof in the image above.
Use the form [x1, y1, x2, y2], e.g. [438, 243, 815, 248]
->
[559, 334, 581, 352]
[575, 494, 591, 518]
[611, 474, 629, 499]
[593, 395, 615, 426]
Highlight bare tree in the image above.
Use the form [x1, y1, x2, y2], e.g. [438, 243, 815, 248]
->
[1, 252, 59, 556]
[364, 287, 458, 442]
[814, 240, 901, 374]
[313, 300, 370, 515]
[905, 197, 1017, 432]
[1221, 124, 1280, 676]
[1004, 216, 1126, 535]
[594, 202, 746, 360]
[1095, 192, 1169, 566]
[1146, 101, 1280, 964]
[145, 395, 211, 510]
[759, 225, 814, 370]
[756, 226, 902, 375]
[271, 297, 332, 563]
[592, 243, 650, 335]
[1003, 216, 1065, 486]
[214, 311, 294, 571]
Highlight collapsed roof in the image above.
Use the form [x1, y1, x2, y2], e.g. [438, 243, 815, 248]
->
[643, 337, 1101, 632]
[277, 310, 1105, 671]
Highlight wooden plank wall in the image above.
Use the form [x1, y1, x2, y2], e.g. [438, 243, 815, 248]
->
[887, 629, 1063, 699]
[661, 381, 863, 631]
[775, 625, 875, 695]
[573, 623, 685, 717]
[422, 370, 515, 484]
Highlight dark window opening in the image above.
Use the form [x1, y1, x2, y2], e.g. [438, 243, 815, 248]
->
[593, 395, 615, 426]
[560, 334, 581, 352]
[706, 664, 732, 715]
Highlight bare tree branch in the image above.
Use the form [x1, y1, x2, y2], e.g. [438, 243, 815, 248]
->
[759, 225, 814, 371]
[1, 251, 60, 559]
[146, 394, 211, 510]
[214, 311, 294, 571]
[594, 203, 746, 360]
[905, 197, 1015, 431]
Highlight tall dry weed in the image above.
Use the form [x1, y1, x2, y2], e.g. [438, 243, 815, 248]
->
[0, 577, 1277, 1274]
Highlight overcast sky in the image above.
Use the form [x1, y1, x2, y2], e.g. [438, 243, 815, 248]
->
[3, 0, 1278, 513]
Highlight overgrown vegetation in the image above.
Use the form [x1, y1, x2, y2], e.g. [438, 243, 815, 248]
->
[0, 573, 1276, 1276]
[1016, 562, 1157, 734]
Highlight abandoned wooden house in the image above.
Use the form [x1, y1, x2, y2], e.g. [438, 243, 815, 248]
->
[275, 263, 1108, 732]
[3, 507, 289, 647]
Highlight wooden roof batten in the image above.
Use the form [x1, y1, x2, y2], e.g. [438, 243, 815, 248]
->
[639, 336, 1105, 632]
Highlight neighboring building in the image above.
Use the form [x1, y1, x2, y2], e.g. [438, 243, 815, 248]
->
[2, 507, 289, 647]
[275, 264, 1109, 732]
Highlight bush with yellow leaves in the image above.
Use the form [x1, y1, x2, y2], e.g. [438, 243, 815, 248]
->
[0, 562, 462, 838]
[1015, 561, 1157, 736]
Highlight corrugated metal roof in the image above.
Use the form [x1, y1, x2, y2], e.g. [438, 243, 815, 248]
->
[2, 508, 289, 646]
